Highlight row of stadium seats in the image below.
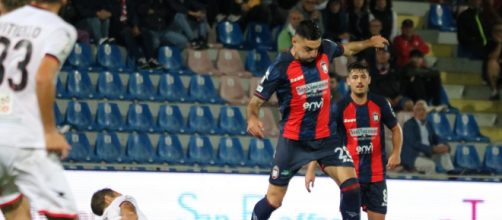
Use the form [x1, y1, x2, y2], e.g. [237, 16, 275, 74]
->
[64, 42, 272, 77]
[64, 131, 274, 167]
[55, 101, 279, 136]
[427, 112, 490, 143]
[454, 144, 502, 174]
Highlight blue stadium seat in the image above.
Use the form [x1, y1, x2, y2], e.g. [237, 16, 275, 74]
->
[188, 75, 223, 104]
[218, 106, 246, 135]
[427, 112, 459, 141]
[64, 131, 94, 162]
[157, 73, 191, 102]
[96, 43, 127, 71]
[125, 103, 157, 132]
[65, 70, 95, 99]
[216, 137, 245, 166]
[187, 105, 219, 134]
[337, 79, 349, 96]
[454, 144, 482, 171]
[95, 102, 123, 131]
[247, 138, 274, 167]
[158, 46, 194, 75]
[432, 86, 459, 113]
[126, 72, 157, 101]
[217, 21, 244, 48]
[187, 135, 215, 165]
[65, 101, 94, 130]
[428, 4, 456, 32]
[245, 49, 272, 77]
[454, 113, 490, 143]
[157, 105, 189, 133]
[245, 23, 274, 50]
[95, 132, 125, 163]
[483, 145, 502, 174]
[96, 71, 126, 100]
[125, 132, 157, 163]
[157, 134, 185, 164]
[54, 103, 64, 126]
[56, 77, 68, 99]
[64, 42, 95, 71]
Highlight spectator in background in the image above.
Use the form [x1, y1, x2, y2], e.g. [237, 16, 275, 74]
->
[370, 49, 401, 105]
[485, 22, 502, 100]
[347, 0, 370, 40]
[277, 8, 304, 52]
[74, 0, 113, 45]
[183, 0, 210, 48]
[393, 19, 429, 68]
[402, 101, 455, 175]
[329, 71, 343, 103]
[295, 0, 324, 33]
[357, 19, 385, 65]
[401, 50, 443, 108]
[457, 0, 489, 59]
[322, 0, 350, 43]
[369, 0, 397, 40]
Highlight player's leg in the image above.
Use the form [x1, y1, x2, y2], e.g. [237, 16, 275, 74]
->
[364, 181, 387, 220]
[251, 184, 288, 220]
[367, 211, 385, 220]
[0, 195, 31, 220]
[0, 147, 31, 220]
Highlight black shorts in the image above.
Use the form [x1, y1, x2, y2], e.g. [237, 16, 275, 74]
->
[360, 181, 387, 214]
[268, 135, 354, 186]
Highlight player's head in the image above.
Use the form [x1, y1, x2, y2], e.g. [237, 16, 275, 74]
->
[292, 20, 322, 63]
[375, 48, 390, 64]
[347, 61, 371, 97]
[0, 0, 28, 14]
[413, 100, 428, 121]
[369, 19, 383, 36]
[91, 188, 121, 216]
[401, 19, 414, 38]
[409, 49, 425, 68]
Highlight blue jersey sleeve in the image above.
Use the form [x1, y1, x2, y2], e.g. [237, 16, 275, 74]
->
[254, 63, 282, 101]
[322, 39, 345, 61]
[381, 98, 398, 129]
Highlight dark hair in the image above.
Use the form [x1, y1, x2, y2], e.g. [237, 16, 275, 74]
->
[91, 188, 115, 216]
[347, 61, 369, 74]
[2, 0, 28, 11]
[296, 20, 322, 40]
[402, 19, 414, 28]
[409, 49, 424, 58]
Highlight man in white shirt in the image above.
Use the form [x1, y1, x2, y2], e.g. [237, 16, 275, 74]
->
[0, 0, 78, 219]
[91, 188, 148, 220]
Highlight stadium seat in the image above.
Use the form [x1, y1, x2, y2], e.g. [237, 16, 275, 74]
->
[158, 46, 194, 75]
[95, 132, 125, 163]
[216, 49, 252, 78]
[248, 77, 278, 106]
[396, 111, 413, 127]
[483, 145, 502, 174]
[427, 112, 459, 141]
[454, 144, 482, 171]
[157, 73, 191, 102]
[216, 21, 244, 48]
[64, 131, 93, 162]
[65, 42, 95, 71]
[186, 49, 223, 76]
[96, 43, 127, 71]
[247, 138, 274, 167]
[187, 105, 219, 134]
[96, 71, 126, 100]
[245, 49, 272, 77]
[65, 101, 94, 130]
[188, 75, 223, 104]
[126, 72, 157, 101]
[218, 106, 246, 135]
[157, 105, 189, 133]
[157, 134, 185, 164]
[125, 103, 157, 133]
[216, 137, 246, 166]
[245, 23, 274, 50]
[56, 77, 67, 99]
[54, 103, 64, 126]
[95, 102, 124, 131]
[125, 132, 157, 163]
[65, 70, 95, 99]
[187, 135, 215, 165]
[259, 108, 280, 137]
[428, 4, 456, 32]
[219, 75, 249, 105]
[454, 113, 490, 143]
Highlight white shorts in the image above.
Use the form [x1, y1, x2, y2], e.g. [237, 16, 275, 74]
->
[0, 147, 77, 218]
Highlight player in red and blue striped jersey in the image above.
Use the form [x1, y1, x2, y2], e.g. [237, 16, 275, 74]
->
[247, 20, 389, 220]
[307, 61, 403, 220]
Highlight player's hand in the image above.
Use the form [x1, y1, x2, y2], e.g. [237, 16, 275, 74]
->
[386, 153, 401, 170]
[247, 117, 265, 139]
[305, 169, 316, 193]
[369, 35, 389, 48]
[45, 131, 71, 160]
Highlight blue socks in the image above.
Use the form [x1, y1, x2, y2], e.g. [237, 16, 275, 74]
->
[251, 196, 277, 220]
[339, 178, 361, 220]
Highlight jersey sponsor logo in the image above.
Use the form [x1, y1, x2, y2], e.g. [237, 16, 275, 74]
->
[289, 74, 304, 83]
[303, 98, 324, 111]
[320, 61, 328, 74]
[372, 112, 380, 122]
[349, 127, 378, 137]
[256, 85, 263, 93]
[344, 118, 357, 123]
[0, 22, 42, 39]
[0, 93, 13, 115]
[355, 143, 374, 154]
[295, 80, 328, 96]
[271, 165, 279, 179]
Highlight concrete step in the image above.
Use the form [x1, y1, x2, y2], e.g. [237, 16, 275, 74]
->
[480, 127, 502, 142]
[394, 1, 430, 17]
[462, 85, 492, 100]
[427, 43, 456, 57]
[417, 30, 459, 45]
[436, 57, 483, 74]
[449, 99, 502, 113]
[443, 84, 464, 99]
[441, 72, 483, 86]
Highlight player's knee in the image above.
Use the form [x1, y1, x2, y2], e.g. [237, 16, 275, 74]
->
[266, 193, 284, 208]
[339, 178, 361, 198]
[1, 196, 30, 220]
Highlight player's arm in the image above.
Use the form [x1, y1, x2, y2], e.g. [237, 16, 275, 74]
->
[342, 35, 389, 57]
[387, 124, 403, 169]
[119, 201, 139, 220]
[36, 56, 60, 135]
[247, 96, 266, 139]
[305, 161, 318, 193]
